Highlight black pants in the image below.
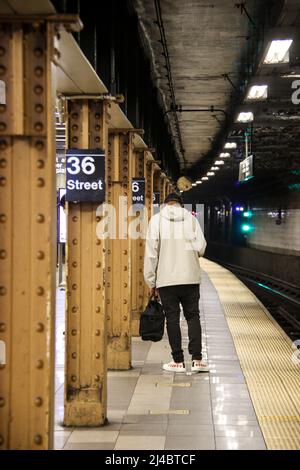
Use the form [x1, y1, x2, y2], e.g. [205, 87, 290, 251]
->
[158, 284, 202, 363]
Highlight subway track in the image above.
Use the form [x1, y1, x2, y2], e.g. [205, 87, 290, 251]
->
[208, 260, 300, 340]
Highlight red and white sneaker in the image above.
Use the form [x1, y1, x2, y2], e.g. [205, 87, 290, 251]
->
[191, 360, 209, 373]
[162, 361, 186, 373]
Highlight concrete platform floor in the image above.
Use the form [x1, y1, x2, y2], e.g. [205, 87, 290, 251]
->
[54, 270, 266, 450]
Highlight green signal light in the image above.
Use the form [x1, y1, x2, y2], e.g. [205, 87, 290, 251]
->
[241, 224, 252, 233]
[243, 211, 252, 218]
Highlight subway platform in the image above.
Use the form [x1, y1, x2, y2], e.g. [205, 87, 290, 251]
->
[54, 259, 300, 451]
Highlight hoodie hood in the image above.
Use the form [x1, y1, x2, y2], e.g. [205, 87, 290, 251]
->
[160, 204, 189, 222]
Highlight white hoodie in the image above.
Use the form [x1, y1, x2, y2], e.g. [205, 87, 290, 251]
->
[143, 204, 207, 288]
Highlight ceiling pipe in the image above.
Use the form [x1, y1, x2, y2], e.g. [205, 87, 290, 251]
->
[154, 0, 187, 169]
[164, 105, 228, 119]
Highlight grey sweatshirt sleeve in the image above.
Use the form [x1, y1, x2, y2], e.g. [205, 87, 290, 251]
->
[143, 216, 159, 288]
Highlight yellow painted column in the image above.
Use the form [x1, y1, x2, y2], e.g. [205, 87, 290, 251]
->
[153, 169, 161, 204]
[142, 154, 155, 308]
[106, 131, 133, 370]
[160, 173, 167, 203]
[0, 20, 56, 449]
[131, 150, 146, 336]
[64, 99, 109, 426]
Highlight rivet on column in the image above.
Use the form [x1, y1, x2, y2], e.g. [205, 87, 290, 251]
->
[37, 251, 44, 260]
[35, 140, 44, 150]
[36, 360, 44, 369]
[36, 177, 45, 187]
[35, 397, 43, 407]
[36, 322, 44, 332]
[34, 435, 43, 445]
[36, 214, 45, 223]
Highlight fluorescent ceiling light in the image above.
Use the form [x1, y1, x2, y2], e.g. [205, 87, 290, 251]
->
[220, 152, 230, 158]
[281, 73, 300, 78]
[264, 39, 293, 64]
[211, 166, 219, 171]
[247, 85, 268, 100]
[196, 180, 202, 184]
[201, 176, 209, 181]
[214, 160, 225, 165]
[237, 112, 254, 123]
[207, 172, 215, 176]
[224, 142, 237, 149]
[192, 183, 196, 187]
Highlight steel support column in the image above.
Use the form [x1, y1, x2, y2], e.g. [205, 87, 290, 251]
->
[153, 169, 161, 203]
[64, 99, 109, 426]
[131, 150, 146, 336]
[106, 131, 133, 370]
[143, 154, 154, 307]
[0, 20, 56, 449]
[160, 173, 167, 203]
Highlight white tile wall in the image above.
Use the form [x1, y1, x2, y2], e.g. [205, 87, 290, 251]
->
[247, 208, 300, 255]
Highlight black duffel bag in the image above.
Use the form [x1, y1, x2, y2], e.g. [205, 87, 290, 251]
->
[139, 297, 165, 342]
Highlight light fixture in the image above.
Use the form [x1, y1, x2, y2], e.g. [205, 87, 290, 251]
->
[220, 152, 230, 158]
[237, 112, 254, 123]
[207, 172, 215, 176]
[214, 160, 225, 165]
[201, 176, 209, 181]
[192, 183, 197, 187]
[243, 211, 253, 218]
[263, 39, 293, 64]
[196, 180, 202, 184]
[247, 85, 268, 100]
[224, 142, 237, 149]
[211, 166, 220, 171]
[241, 223, 253, 233]
[281, 73, 300, 78]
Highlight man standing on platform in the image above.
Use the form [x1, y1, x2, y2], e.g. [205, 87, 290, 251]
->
[144, 192, 209, 373]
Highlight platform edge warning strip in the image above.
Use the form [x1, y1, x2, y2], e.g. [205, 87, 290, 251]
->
[201, 258, 300, 450]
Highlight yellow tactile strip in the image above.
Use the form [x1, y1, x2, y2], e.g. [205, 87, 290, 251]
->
[201, 258, 300, 450]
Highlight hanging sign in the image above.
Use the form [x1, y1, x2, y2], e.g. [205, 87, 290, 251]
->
[132, 178, 145, 204]
[239, 154, 254, 183]
[66, 149, 105, 202]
